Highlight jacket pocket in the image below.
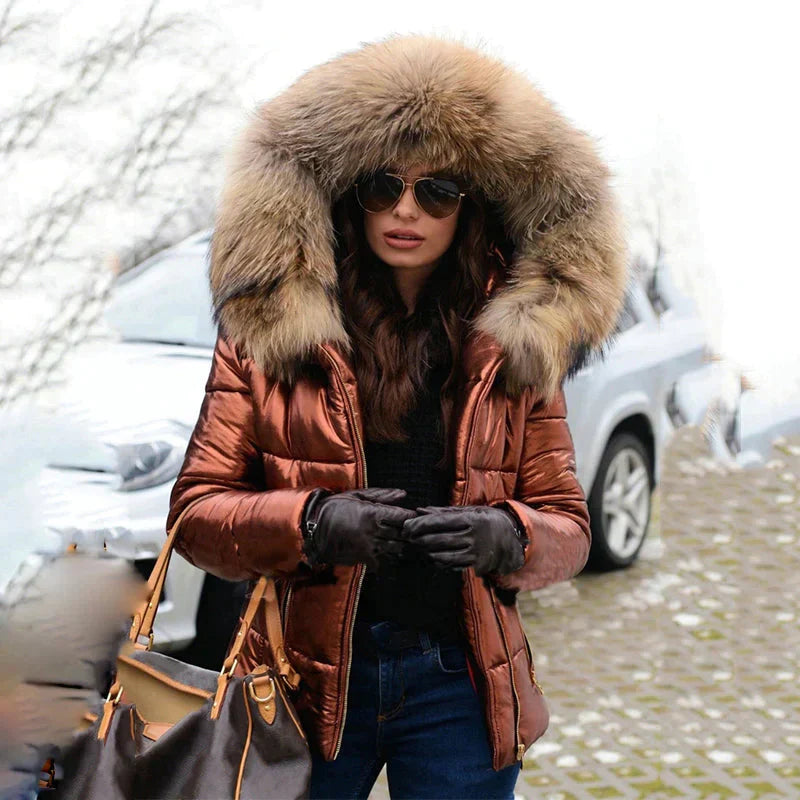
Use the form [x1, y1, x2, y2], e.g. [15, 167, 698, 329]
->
[432, 642, 470, 674]
[522, 629, 543, 694]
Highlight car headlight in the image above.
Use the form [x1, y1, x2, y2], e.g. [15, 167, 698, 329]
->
[106, 420, 192, 491]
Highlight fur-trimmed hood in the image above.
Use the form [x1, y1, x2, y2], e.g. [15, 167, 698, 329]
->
[209, 33, 629, 402]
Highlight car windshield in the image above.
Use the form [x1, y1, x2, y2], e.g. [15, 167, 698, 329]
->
[103, 248, 217, 347]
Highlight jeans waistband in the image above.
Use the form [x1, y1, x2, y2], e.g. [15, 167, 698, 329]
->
[354, 618, 464, 652]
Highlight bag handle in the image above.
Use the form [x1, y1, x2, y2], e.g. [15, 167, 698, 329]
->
[128, 493, 216, 648]
[127, 494, 301, 696]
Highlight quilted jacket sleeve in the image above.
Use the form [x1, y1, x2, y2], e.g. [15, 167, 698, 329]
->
[490, 384, 591, 592]
[166, 332, 318, 581]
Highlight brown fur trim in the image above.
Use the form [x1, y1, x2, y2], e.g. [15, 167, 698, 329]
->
[210, 33, 629, 403]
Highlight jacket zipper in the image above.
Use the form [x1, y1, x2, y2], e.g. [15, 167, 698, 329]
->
[323, 350, 368, 760]
[461, 361, 524, 762]
[460, 365, 499, 505]
[334, 564, 365, 759]
[490, 593, 524, 760]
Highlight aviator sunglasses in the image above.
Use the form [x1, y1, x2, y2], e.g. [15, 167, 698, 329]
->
[354, 170, 467, 219]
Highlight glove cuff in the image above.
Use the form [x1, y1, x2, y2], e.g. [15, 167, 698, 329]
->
[495, 502, 528, 542]
[301, 488, 334, 564]
[494, 503, 529, 574]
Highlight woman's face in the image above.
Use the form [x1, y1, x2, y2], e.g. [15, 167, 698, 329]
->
[362, 163, 461, 276]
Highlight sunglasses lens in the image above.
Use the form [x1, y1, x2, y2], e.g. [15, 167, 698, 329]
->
[356, 171, 404, 212]
[415, 178, 462, 218]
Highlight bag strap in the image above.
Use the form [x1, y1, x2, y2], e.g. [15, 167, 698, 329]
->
[128, 493, 216, 648]
[209, 575, 301, 718]
[216, 576, 300, 689]
[127, 494, 301, 697]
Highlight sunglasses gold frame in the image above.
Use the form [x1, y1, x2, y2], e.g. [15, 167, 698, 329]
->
[354, 171, 467, 219]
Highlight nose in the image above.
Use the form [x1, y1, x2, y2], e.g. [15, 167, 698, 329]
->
[392, 182, 419, 219]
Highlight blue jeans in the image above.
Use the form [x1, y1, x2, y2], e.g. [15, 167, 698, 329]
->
[309, 619, 521, 799]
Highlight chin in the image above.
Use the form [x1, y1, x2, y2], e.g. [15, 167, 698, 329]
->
[377, 246, 440, 270]
[385, 255, 430, 269]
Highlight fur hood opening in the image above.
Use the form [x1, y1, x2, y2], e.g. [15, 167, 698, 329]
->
[209, 33, 630, 403]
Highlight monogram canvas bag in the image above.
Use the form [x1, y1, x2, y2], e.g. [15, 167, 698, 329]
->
[54, 495, 311, 800]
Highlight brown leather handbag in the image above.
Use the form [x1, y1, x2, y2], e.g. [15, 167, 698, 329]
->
[55, 495, 312, 799]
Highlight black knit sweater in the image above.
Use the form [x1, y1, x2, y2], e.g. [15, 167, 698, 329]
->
[357, 358, 465, 639]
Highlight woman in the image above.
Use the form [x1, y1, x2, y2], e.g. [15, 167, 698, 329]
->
[167, 33, 628, 798]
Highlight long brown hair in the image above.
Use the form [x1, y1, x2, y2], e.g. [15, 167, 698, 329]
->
[331, 178, 506, 470]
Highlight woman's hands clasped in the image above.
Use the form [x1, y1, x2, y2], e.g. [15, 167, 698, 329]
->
[301, 487, 417, 571]
[401, 505, 527, 576]
[302, 488, 527, 576]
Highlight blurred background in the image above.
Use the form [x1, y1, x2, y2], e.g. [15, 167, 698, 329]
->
[1, 1, 798, 797]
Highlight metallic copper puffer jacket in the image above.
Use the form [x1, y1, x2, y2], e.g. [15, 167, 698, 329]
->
[167, 34, 629, 770]
[167, 320, 591, 769]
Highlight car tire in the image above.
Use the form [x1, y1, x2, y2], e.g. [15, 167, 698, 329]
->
[586, 432, 653, 571]
[173, 575, 248, 670]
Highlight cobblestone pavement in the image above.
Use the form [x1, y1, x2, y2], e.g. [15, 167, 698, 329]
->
[369, 427, 800, 798]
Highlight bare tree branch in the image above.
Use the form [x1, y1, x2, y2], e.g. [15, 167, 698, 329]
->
[0, 0, 263, 408]
[0, 0, 43, 48]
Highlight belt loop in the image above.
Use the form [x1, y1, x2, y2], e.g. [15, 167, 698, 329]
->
[419, 630, 432, 652]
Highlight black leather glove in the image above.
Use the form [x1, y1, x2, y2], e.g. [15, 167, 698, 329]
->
[301, 487, 418, 570]
[401, 504, 528, 576]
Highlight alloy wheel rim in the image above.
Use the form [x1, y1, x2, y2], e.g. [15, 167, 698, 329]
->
[601, 447, 650, 559]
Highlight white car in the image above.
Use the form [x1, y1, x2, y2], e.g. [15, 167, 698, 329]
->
[736, 390, 800, 467]
[42, 230, 738, 659]
[42, 231, 241, 666]
[563, 261, 739, 569]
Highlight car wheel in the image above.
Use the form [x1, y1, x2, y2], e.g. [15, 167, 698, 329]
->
[586, 432, 653, 571]
[174, 575, 248, 670]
